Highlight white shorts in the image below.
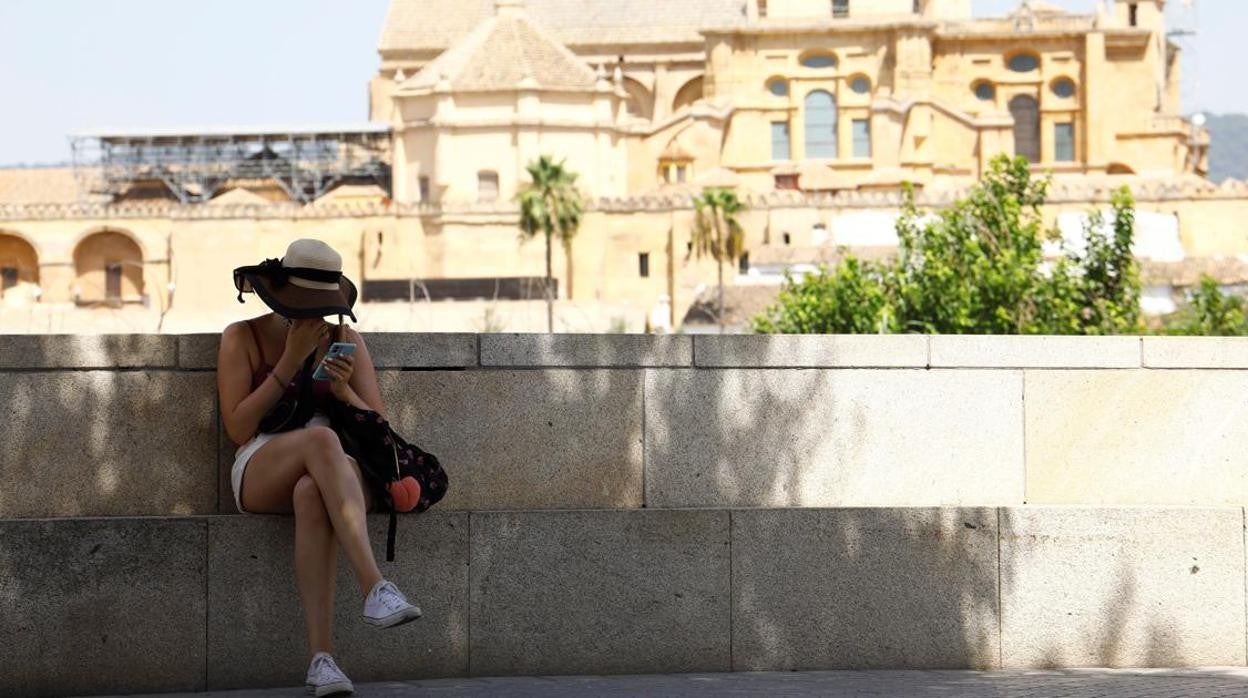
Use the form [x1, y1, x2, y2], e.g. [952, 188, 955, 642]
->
[230, 413, 331, 513]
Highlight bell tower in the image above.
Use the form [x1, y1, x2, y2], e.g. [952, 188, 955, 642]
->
[1114, 0, 1166, 31]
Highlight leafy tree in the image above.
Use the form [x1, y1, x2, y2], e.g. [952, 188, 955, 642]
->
[517, 155, 585, 332]
[690, 187, 747, 334]
[1162, 275, 1248, 336]
[753, 155, 1143, 335]
[752, 258, 891, 334]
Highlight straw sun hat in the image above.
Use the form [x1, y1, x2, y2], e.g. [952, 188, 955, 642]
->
[233, 239, 358, 321]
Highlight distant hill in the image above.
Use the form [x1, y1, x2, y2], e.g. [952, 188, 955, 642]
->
[1206, 113, 1248, 183]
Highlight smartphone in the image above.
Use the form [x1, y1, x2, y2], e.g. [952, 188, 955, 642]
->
[313, 342, 357, 381]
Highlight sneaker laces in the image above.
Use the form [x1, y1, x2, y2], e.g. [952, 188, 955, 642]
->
[377, 582, 408, 609]
[309, 654, 343, 682]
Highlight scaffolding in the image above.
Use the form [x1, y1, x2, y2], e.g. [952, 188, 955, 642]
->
[70, 124, 392, 204]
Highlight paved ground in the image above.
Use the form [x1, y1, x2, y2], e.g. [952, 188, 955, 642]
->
[103, 668, 1248, 698]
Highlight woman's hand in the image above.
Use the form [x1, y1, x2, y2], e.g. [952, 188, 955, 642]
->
[283, 318, 329, 363]
[323, 353, 356, 400]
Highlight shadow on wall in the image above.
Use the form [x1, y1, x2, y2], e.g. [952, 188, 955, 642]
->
[638, 346, 1004, 669]
[0, 336, 217, 519]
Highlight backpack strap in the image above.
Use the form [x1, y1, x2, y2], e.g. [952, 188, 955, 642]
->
[386, 511, 397, 563]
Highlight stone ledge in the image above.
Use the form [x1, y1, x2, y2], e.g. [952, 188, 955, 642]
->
[177, 332, 479, 370]
[1141, 336, 1248, 369]
[693, 334, 928, 368]
[0, 334, 176, 369]
[480, 333, 691, 367]
[1, 507, 1245, 696]
[15, 334, 1248, 371]
[929, 335, 1141, 369]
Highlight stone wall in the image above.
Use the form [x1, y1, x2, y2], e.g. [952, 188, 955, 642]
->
[4, 333, 1248, 695]
[6, 332, 1248, 516]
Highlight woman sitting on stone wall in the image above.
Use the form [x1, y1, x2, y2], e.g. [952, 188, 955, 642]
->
[217, 239, 420, 697]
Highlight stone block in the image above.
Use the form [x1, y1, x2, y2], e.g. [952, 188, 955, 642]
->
[929, 335, 1140, 368]
[1024, 370, 1248, 505]
[0, 334, 176, 369]
[999, 507, 1245, 668]
[693, 334, 928, 368]
[0, 518, 207, 696]
[0, 371, 219, 518]
[206, 513, 469, 689]
[364, 333, 478, 369]
[1142, 336, 1248, 368]
[480, 333, 691, 367]
[645, 369, 1024, 508]
[732, 508, 1000, 670]
[379, 370, 643, 510]
[177, 333, 220, 369]
[470, 510, 730, 676]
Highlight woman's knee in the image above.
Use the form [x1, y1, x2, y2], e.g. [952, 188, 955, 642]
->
[303, 426, 344, 458]
[292, 474, 328, 521]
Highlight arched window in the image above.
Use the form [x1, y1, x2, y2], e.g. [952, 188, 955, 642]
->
[0, 232, 39, 303]
[800, 51, 837, 69]
[477, 171, 499, 203]
[1009, 94, 1040, 163]
[1007, 53, 1040, 73]
[850, 76, 871, 95]
[766, 77, 789, 97]
[1051, 77, 1077, 99]
[74, 230, 143, 304]
[672, 76, 704, 113]
[805, 90, 838, 158]
[973, 81, 995, 101]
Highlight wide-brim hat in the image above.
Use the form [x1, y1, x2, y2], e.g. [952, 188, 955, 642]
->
[233, 239, 358, 321]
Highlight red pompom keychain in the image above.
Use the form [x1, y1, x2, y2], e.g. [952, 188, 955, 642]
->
[387, 476, 422, 512]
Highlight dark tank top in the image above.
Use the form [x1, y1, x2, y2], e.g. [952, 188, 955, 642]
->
[244, 318, 332, 407]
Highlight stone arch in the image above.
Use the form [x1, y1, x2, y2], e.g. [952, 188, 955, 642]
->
[73, 229, 144, 303]
[672, 76, 704, 113]
[1108, 162, 1136, 175]
[621, 77, 653, 120]
[0, 231, 40, 302]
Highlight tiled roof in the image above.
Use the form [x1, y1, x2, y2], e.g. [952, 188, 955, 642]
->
[379, 0, 748, 53]
[403, 7, 598, 92]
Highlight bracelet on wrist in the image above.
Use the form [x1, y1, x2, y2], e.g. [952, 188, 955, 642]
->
[268, 371, 289, 389]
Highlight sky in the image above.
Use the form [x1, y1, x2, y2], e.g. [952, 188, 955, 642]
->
[0, 0, 1238, 165]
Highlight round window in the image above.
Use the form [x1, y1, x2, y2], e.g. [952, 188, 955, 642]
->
[850, 77, 871, 95]
[1052, 78, 1076, 98]
[1007, 53, 1040, 72]
[801, 54, 837, 69]
[768, 78, 789, 97]
[974, 82, 995, 101]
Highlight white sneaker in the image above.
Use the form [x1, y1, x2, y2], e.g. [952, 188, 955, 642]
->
[305, 652, 353, 697]
[362, 579, 423, 628]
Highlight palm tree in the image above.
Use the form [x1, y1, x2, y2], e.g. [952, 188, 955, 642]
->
[517, 155, 585, 333]
[690, 187, 746, 333]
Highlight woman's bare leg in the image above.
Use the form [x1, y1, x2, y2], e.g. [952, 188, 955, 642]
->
[241, 426, 382, 596]
[292, 474, 337, 659]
